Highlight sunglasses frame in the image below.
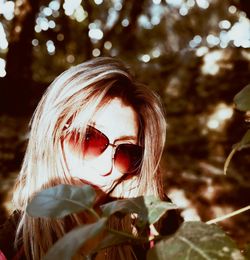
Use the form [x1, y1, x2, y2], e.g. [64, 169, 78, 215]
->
[83, 125, 143, 174]
[64, 124, 143, 175]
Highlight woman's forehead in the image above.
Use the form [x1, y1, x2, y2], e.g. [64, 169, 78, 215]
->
[91, 98, 138, 135]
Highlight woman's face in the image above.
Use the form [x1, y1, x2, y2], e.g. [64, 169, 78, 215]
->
[63, 98, 139, 193]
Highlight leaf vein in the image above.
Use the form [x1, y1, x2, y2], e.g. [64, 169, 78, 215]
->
[178, 236, 211, 260]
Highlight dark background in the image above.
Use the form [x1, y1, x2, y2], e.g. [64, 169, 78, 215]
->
[0, 0, 249, 249]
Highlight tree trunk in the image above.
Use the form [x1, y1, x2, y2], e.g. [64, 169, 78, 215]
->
[0, 0, 40, 115]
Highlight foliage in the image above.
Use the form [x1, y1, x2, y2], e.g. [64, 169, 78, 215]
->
[148, 221, 244, 260]
[27, 184, 245, 260]
[224, 84, 250, 174]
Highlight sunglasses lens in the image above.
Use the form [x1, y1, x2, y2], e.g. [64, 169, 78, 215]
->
[83, 126, 109, 158]
[115, 144, 143, 174]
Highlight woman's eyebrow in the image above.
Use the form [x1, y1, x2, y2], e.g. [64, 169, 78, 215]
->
[89, 122, 137, 142]
[116, 135, 137, 142]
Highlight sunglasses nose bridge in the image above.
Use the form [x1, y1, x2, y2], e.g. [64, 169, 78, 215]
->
[108, 142, 116, 148]
[107, 143, 117, 161]
[97, 144, 115, 176]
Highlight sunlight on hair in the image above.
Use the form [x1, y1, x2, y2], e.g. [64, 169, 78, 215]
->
[207, 103, 233, 131]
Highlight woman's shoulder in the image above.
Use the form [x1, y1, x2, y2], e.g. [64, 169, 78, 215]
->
[0, 210, 23, 259]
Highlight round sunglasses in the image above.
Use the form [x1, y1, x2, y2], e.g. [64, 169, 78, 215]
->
[68, 125, 143, 174]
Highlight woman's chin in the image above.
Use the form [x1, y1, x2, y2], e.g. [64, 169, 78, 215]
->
[75, 178, 114, 193]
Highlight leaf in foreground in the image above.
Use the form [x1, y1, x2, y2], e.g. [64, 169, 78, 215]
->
[101, 196, 177, 225]
[224, 129, 250, 174]
[26, 184, 96, 218]
[147, 221, 245, 260]
[238, 129, 250, 149]
[44, 218, 107, 260]
[234, 84, 250, 111]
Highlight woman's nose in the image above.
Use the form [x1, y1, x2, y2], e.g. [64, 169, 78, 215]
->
[96, 146, 114, 176]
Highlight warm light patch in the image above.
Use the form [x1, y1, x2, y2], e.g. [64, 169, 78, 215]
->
[207, 103, 234, 130]
[0, 58, 6, 77]
[201, 50, 224, 75]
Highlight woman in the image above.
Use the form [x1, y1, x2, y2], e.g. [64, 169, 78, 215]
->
[0, 57, 182, 259]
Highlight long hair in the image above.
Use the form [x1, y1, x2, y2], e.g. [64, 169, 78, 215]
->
[12, 57, 167, 259]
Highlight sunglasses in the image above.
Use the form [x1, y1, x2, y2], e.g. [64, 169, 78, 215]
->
[68, 125, 143, 174]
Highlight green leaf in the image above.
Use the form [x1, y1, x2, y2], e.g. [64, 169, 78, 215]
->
[101, 196, 177, 225]
[144, 196, 178, 224]
[243, 244, 250, 259]
[238, 129, 250, 148]
[224, 129, 250, 174]
[26, 184, 96, 218]
[234, 84, 250, 111]
[44, 218, 107, 260]
[147, 221, 245, 260]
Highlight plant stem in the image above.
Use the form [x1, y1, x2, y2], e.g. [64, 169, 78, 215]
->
[87, 208, 100, 220]
[64, 198, 100, 220]
[224, 142, 240, 175]
[206, 205, 250, 225]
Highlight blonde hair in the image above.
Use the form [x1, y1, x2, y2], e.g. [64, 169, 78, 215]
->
[12, 57, 167, 259]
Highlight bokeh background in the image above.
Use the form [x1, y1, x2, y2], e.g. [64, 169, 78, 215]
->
[0, 0, 249, 250]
